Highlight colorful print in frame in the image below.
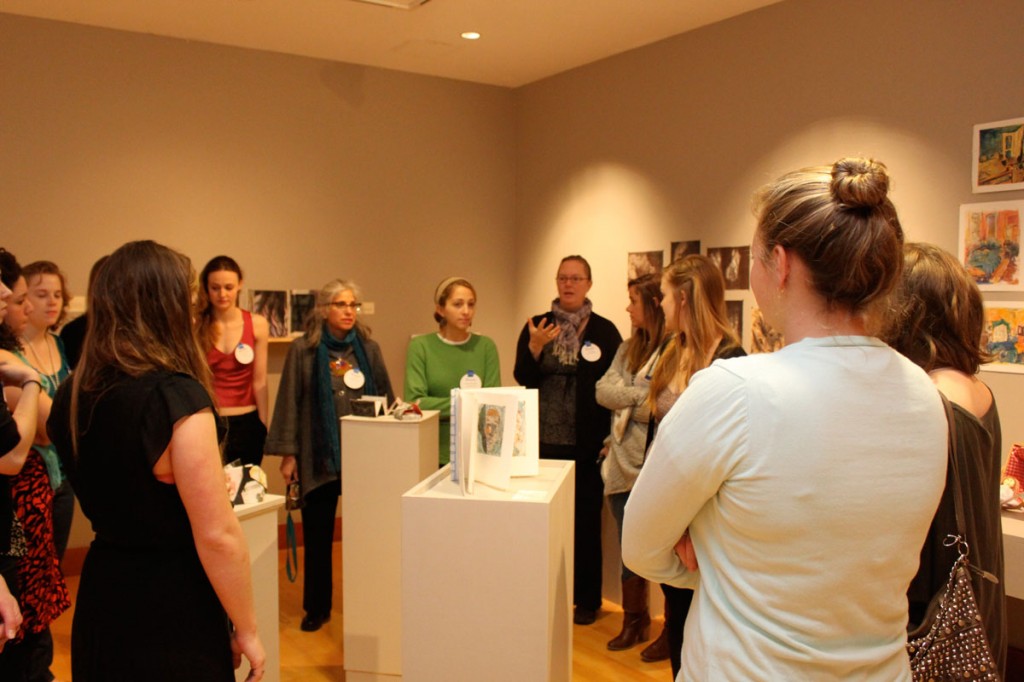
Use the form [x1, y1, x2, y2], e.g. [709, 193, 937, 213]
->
[973, 117, 1024, 193]
[958, 201, 1023, 291]
[982, 301, 1024, 374]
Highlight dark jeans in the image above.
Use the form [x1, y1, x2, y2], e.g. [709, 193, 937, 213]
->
[300, 480, 340, 617]
[542, 445, 603, 612]
[223, 411, 268, 468]
[52, 479, 74, 562]
[607, 491, 639, 581]
[661, 583, 694, 677]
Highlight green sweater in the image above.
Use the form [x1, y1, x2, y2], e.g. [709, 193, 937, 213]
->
[403, 332, 501, 465]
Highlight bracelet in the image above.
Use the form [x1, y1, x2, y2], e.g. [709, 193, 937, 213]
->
[20, 379, 42, 391]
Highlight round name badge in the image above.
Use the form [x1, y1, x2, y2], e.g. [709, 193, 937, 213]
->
[234, 343, 255, 365]
[344, 367, 366, 390]
[581, 341, 602, 363]
[460, 370, 483, 389]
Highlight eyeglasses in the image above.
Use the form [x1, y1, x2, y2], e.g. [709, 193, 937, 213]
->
[328, 301, 361, 311]
[556, 276, 589, 284]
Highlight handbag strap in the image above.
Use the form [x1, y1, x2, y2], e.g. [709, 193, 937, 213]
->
[285, 513, 300, 583]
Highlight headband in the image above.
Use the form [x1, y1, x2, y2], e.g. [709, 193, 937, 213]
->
[434, 276, 469, 305]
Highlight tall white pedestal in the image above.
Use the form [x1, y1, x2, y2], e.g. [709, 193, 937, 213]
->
[401, 460, 575, 682]
[234, 494, 285, 682]
[341, 412, 440, 682]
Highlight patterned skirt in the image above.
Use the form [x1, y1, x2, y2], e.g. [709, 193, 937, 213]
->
[11, 449, 70, 635]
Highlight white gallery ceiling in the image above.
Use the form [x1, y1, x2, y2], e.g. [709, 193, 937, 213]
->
[1, 0, 782, 87]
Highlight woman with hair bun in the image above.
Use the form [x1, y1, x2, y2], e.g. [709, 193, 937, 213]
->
[885, 242, 1006, 676]
[404, 277, 500, 467]
[623, 158, 948, 680]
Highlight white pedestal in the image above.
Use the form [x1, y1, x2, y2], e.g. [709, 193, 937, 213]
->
[234, 494, 285, 682]
[341, 412, 440, 682]
[401, 460, 575, 682]
[1003, 511, 1024, 600]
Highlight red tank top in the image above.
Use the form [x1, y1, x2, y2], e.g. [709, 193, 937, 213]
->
[206, 310, 257, 408]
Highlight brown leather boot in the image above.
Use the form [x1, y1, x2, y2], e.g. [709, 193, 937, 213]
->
[640, 593, 671, 662]
[607, 577, 651, 650]
[640, 625, 670, 661]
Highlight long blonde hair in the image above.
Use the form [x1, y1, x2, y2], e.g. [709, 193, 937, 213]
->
[648, 255, 739, 413]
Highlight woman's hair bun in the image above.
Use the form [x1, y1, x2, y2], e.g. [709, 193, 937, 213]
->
[830, 157, 890, 209]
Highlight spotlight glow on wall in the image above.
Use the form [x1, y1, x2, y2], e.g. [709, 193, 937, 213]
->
[461, 32, 481, 40]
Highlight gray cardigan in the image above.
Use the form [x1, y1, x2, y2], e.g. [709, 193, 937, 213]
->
[595, 340, 652, 496]
[265, 334, 394, 498]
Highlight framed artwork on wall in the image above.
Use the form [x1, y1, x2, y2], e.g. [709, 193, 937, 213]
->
[706, 246, 750, 290]
[725, 300, 743, 343]
[972, 117, 1024, 193]
[981, 301, 1024, 374]
[289, 289, 316, 335]
[250, 289, 289, 338]
[627, 250, 663, 279]
[670, 240, 700, 263]
[958, 201, 1023, 291]
[751, 307, 784, 354]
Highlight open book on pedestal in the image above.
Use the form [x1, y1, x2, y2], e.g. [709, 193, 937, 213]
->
[449, 386, 539, 494]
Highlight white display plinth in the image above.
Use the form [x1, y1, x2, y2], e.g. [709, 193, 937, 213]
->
[401, 460, 574, 682]
[1003, 511, 1024, 600]
[234, 494, 285, 682]
[341, 412, 440, 682]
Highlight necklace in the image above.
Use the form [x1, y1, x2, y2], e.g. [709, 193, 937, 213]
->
[24, 333, 60, 389]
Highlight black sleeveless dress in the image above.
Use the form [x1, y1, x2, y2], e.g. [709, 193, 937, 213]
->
[50, 371, 233, 682]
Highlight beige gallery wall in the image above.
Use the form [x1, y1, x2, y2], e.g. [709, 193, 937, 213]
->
[0, 13, 518, 547]
[516, 0, 1024, 447]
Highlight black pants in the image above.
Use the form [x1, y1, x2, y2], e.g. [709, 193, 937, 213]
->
[542, 445, 603, 612]
[661, 583, 694, 677]
[223, 412, 267, 467]
[0, 559, 27, 680]
[300, 480, 340, 617]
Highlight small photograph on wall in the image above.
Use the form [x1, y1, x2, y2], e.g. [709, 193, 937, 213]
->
[670, 240, 701, 263]
[250, 290, 289, 338]
[751, 307, 784, 354]
[707, 246, 750, 290]
[725, 300, 743, 342]
[289, 289, 316, 335]
[958, 201, 1023, 291]
[981, 301, 1024, 374]
[973, 117, 1024, 193]
[627, 251, 663, 280]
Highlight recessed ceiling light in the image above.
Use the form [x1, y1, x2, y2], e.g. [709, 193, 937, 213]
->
[461, 31, 481, 40]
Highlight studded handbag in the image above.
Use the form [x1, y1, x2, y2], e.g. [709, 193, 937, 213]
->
[905, 395, 1000, 681]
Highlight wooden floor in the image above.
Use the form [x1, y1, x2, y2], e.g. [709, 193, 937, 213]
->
[50, 542, 672, 681]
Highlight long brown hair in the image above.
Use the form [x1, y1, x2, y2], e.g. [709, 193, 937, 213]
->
[648, 255, 739, 413]
[70, 241, 213, 449]
[624, 274, 664, 375]
[195, 255, 243, 351]
[884, 242, 991, 374]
